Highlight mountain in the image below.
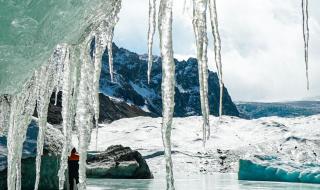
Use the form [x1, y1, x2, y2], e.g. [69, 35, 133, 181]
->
[99, 44, 239, 117]
[35, 91, 152, 125]
[236, 101, 320, 119]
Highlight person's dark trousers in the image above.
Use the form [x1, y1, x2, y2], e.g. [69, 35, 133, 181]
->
[68, 160, 79, 190]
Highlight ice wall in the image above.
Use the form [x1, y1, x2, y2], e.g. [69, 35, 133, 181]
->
[0, 1, 122, 190]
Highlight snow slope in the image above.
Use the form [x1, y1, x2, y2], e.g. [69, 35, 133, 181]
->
[77, 115, 320, 177]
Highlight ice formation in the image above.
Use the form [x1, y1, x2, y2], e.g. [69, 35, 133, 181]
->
[302, 0, 310, 90]
[147, 0, 157, 84]
[208, 0, 224, 118]
[192, 0, 210, 146]
[0, 1, 121, 190]
[239, 155, 320, 184]
[0, 0, 315, 190]
[158, 0, 175, 189]
[34, 45, 68, 190]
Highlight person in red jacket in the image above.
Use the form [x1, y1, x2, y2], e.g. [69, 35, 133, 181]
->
[68, 148, 79, 190]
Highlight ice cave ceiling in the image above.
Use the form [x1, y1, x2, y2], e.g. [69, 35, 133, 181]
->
[0, 0, 116, 95]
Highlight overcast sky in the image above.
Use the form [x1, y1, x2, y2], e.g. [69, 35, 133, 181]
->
[113, 0, 320, 102]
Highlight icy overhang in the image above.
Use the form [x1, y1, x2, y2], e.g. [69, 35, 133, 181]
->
[0, 0, 116, 95]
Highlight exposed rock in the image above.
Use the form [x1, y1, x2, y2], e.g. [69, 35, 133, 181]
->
[35, 91, 152, 125]
[87, 145, 153, 179]
[98, 93, 154, 123]
[100, 44, 239, 117]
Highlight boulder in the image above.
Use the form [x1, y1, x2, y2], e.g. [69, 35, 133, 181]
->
[87, 145, 153, 179]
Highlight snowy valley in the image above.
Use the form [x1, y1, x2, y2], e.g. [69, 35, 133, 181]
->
[86, 115, 320, 181]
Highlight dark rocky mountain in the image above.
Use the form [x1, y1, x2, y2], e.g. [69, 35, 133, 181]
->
[99, 44, 239, 117]
[35, 91, 152, 125]
[236, 101, 320, 119]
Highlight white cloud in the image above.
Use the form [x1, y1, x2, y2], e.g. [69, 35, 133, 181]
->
[114, 0, 320, 102]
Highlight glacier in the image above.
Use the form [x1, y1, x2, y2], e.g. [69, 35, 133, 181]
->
[79, 115, 320, 180]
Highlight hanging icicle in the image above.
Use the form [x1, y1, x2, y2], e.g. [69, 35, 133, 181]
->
[147, 0, 157, 84]
[302, 0, 310, 90]
[158, 0, 175, 189]
[107, 29, 115, 82]
[57, 46, 77, 190]
[92, 35, 102, 151]
[192, 0, 210, 145]
[208, 0, 224, 118]
[76, 37, 96, 190]
[34, 44, 67, 190]
[7, 76, 38, 190]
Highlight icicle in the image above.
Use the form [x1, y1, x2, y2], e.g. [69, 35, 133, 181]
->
[107, 30, 115, 82]
[7, 76, 37, 190]
[53, 46, 67, 106]
[183, 0, 187, 13]
[93, 35, 103, 151]
[76, 37, 96, 190]
[34, 49, 61, 190]
[0, 95, 11, 137]
[57, 46, 76, 190]
[302, 0, 310, 90]
[208, 0, 224, 118]
[192, 0, 210, 145]
[147, 0, 157, 84]
[158, 0, 175, 189]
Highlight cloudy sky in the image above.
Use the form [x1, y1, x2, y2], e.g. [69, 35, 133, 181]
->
[113, 0, 320, 102]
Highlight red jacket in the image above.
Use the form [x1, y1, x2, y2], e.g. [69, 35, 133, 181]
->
[69, 152, 80, 161]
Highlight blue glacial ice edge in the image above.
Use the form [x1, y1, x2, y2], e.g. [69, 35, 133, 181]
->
[238, 155, 320, 184]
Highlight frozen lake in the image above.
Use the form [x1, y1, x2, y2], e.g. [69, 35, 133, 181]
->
[87, 173, 320, 190]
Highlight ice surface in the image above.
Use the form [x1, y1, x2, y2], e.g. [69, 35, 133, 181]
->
[239, 155, 320, 184]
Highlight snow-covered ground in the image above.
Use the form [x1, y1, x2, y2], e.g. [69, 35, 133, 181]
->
[73, 115, 320, 177]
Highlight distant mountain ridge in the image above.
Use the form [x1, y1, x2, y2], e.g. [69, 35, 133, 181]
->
[236, 101, 320, 119]
[99, 44, 239, 117]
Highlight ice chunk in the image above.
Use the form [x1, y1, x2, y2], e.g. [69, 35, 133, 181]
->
[239, 155, 320, 184]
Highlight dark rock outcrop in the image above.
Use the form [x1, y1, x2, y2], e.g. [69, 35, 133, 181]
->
[100, 44, 239, 117]
[98, 93, 154, 123]
[87, 145, 153, 179]
[35, 91, 152, 125]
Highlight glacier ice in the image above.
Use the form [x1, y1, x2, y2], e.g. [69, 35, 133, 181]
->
[0, 0, 120, 95]
[158, 0, 175, 189]
[192, 0, 210, 146]
[0, 0, 122, 189]
[301, 0, 310, 90]
[239, 155, 320, 184]
[208, 0, 224, 118]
